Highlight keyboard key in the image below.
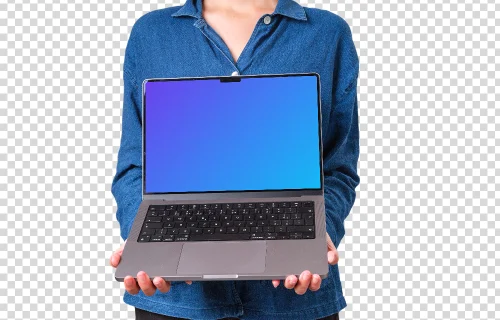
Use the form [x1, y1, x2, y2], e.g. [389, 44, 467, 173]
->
[144, 222, 163, 229]
[250, 233, 265, 240]
[162, 235, 175, 241]
[291, 202, 301, 207]
[191, 228, 203, 235]
[222, 221, 234, 227]
[276, 226, 287, 233]
[277, 233, 289, 239]
[234, 221, 245, 227]
[227, 227, 238, 234]
[151, 235, 163, 242]
[179, 228, 190, 235]
[247, 221, 256, 227]
[147, 211, 158, 217]
[287, 226, 315, 233]
[232, 215, 243, 221]
[294, 219, 305, 226]
[291, 213, 302, 220]
[266, 232, 277, 240]
[257, 220, 268, 226]
[175, 235, 189, 241]
[263, 226, 275, 232]
[305, 219, 314, 226]
[244, 214, 255, 220]
[245, 203, 256, 208]
[290, 233, 303, 239]
[251, 227, 263, 233]
[138, 236, 150, 242]
[210, 221, 221, 227]
[272, 208, 283, 214]
[156, 228, 168, 235]
[303, 202, 314, 207]
[303, 232, 315, 239]
[283, 220, 293, 226]
[174, 222, 187, 228]
[215, 227, 227, 233]
[284, 208, 296, 213]
[239, 227, 250, 233]
[304, 213, 314, 220]
[167, 228, 179, 235]
[198, 222, 210, 228]
[279, 202, 290, 207]
[298, 207, 314, 213]
[140, 229, 155, 236]
[188, 222, 197, 228]
[165, 205, 177, 210]
[270, 220, 281, 226]
[164, 222, 175, 228]
[204, 228, 214, 234]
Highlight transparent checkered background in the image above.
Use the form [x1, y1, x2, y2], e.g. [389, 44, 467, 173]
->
[0, 0, 498, 319]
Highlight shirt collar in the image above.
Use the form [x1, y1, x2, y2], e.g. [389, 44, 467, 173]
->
[171, 0, 307, 21]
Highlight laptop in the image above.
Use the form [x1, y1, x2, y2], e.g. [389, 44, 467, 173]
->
[115, 73, 329, 282]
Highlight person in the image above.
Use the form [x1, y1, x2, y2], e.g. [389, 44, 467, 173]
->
[109, 0, 359, 319]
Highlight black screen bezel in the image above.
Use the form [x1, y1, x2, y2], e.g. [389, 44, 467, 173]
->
[142, 73, 323, 195]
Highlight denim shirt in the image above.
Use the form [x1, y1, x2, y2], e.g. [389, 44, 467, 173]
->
[111, 0, 359, 319]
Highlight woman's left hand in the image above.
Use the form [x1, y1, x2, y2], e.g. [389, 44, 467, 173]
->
[271, 233, 339, 295]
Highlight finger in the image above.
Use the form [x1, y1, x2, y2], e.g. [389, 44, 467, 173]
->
[308, 274, 322, 291]
[137, 271, 156, 296]
[284, 275, 298, 289]
[327, 248, 339, 265]
[109, 244, 125, 268]
[153, 277, 171, 293]
[294, 270, 312, 295]
[326, 233, 335, 250]
[185, 280, 193, 285]
[272, 280, 280, 288]
[124, 276, 140, 295]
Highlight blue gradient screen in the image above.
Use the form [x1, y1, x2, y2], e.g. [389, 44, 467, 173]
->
[144, 75, 321, 193]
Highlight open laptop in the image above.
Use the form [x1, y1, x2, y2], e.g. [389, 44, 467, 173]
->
[115, 73, 329, 282]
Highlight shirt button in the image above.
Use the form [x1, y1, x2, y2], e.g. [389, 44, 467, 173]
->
[263, 15, 271, 25]
[231, 71, 239, 76]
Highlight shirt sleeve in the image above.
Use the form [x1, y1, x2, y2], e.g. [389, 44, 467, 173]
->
[111, 23, 143, 241]
[323, 22, 360, 248]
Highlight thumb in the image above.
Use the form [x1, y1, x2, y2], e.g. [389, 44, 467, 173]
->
[326, 234, 339, 265]
[110, 240, 127, 267]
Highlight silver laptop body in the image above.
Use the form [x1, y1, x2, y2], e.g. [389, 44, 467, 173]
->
[115, 73, 328, 282]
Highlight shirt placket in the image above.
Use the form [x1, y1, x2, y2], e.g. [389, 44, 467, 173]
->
[193, 14, 275, 76]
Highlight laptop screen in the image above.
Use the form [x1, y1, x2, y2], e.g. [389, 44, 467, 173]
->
[143, 74, 322, 194]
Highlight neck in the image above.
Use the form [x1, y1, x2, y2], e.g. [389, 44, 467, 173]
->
[203, 0, 279, 13]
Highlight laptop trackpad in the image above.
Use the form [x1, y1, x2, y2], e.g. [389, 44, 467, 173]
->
[177, 241, 266, 276]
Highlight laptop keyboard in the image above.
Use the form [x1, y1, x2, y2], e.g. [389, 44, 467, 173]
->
[137, 201, 315, 242]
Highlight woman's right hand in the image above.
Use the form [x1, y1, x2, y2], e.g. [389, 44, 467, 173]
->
[109, 241, 192, 296]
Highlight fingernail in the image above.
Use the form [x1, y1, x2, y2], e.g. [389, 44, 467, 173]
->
[272, 282, 278, 288]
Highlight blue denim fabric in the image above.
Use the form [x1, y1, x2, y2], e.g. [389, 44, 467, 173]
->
[111, 0, 359, 319]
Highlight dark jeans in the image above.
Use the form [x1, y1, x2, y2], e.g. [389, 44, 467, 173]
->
[135, 308, 339, 320]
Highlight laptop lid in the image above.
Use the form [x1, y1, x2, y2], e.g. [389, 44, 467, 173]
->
[142, 73, 323, 199]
